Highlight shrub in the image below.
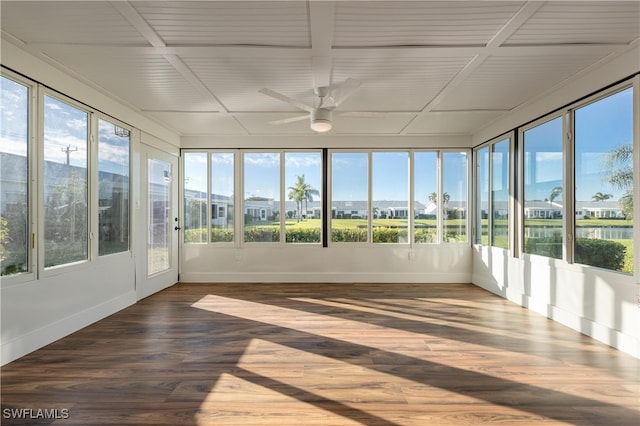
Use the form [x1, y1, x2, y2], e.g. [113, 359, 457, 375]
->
[211, 228, 234, 242]
[285, 228, 321, 243]
[184, 228, 207, 243]
[525, 234, 627, 271]
[524, 233, 563, 259]
[415, 228, 437, 243]
[244, 227, 280, 242]
[372, 227, 407, 243]
[575, 238, 626, 271]
[331, 228, 367, 242]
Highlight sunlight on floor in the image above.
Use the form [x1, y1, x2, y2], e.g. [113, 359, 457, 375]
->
[190, 293, 638, 425]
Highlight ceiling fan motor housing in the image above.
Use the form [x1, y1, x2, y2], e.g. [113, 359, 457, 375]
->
[310, 108, 333, 132]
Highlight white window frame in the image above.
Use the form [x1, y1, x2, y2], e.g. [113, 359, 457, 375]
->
[0, 70, 37, 287]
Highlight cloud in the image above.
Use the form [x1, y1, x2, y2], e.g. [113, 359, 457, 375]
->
[244, 153, 279, 168]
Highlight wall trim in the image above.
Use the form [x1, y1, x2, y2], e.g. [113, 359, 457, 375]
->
[180, 272, 472, 284]
[1, 291, 136, 366]
[472, 274, 640, 359]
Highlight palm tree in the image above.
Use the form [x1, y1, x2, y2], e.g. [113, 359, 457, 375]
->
[604, 143, 633, 219]
[288, 175, 319, 221]
[548, 186, 562, 205]
[428, 192, 450, 217]
[287, 184, 304, 221]
[300, 177, 320, 220]
[591, 192, 613, 202]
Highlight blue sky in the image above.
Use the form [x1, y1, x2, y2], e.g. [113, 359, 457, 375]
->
[184, 150, 469, 203]
[522, 87, 633, 202]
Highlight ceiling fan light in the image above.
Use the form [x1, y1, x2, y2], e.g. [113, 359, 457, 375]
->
[311, 119, 332, 132]
[311, 108, 332, 132]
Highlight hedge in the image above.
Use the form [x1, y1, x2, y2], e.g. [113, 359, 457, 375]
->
[525, 234, 626, 271]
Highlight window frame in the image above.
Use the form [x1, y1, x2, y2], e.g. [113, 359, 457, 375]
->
[568, 81, 635, 273]
[518, 112, 565, 261]
[0, 70, 37, 286]
[94, 114, 133, 258]
[440, 149, 471, 244]
[472, 133, 514, 250]
[39, 88, 92, 276]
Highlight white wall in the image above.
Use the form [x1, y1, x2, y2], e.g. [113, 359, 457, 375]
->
[181, 244, 472, 283]
[0, 41, 181, 365]
[471, 47, 640, 358]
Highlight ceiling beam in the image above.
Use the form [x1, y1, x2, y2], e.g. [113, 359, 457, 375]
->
[27, 43, 624, 60]
[309, 1, 336, 88]
[416, 0, 547, 118]
[110, 1, 231, 120]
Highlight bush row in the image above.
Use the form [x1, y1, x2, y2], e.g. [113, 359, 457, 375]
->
[524, 235, 626, 271]
[186, 227, 461, 243]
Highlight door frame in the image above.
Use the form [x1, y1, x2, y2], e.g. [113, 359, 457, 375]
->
[136, 143, 179, 300]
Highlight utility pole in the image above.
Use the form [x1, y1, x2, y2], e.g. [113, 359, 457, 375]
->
[61, 144, 77, 165]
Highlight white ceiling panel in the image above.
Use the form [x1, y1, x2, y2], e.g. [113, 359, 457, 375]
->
[405, 111, 504, 135]
[131, 1, 311, 47]
[333, 1, 525, 47]
[434, 52, 610, 111]
[332, 57, 473, 111]
[505, 1, 640, 45]
[330, 113, 415, 134]
[0, 1, 147, 45]
[40, 48, 217, 112]
[183, 57, 315, 112]
[145, 112, 244, 135]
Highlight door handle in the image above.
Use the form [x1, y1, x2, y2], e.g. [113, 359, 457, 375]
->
[174, 226, 181, 231]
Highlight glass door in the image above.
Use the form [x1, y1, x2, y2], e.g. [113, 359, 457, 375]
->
[137, 146, 179, 300]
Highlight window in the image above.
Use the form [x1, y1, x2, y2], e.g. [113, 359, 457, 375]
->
[211, 152, 235, 242]
[183, 152, 208, 243]
[372, 152, 409, 243]
[442, 151, 468, 242]
[475, 147, 489, 245]
[285, 152, 322, 243]
[331, 152, 368, 242]
[0, 75, 30, 276]
[148, 158, 171, 274]
[43, 95, 89, 268]
[244, 152, 280, 243]
[97, 119, 130, 256]
[574, 87, 633, 273]
[522, 116, 563, 259]
[474, 138, 511, 249]
[491, 138, 510, 249]
[414, 151, 438, 243]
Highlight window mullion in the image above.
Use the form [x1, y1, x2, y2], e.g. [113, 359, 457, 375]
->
[563, 111, 575, 264]
[89, 113, 98, 261]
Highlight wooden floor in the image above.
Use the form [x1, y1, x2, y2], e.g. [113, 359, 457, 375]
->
[2, 283, 639, 425]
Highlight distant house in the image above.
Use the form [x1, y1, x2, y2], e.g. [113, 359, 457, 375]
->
[520, 200, 626, 220]
[576, 201, 625, 219]
[524, 201, 562, 219]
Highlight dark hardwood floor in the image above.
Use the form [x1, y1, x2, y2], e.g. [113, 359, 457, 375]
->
[2, 282, 639, 425]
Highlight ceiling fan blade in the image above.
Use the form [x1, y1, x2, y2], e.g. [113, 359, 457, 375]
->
[259, 88, 315, 113]
[269, 114, 310, 125]
[328, 78, 362, 107]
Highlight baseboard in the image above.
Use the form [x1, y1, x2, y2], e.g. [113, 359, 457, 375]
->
[179, 271, 472, 283]
[472, 277, 640, 359]
[1, 291, 137, 366]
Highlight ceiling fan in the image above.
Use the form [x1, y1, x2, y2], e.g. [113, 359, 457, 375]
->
[259, 78, 381, 133]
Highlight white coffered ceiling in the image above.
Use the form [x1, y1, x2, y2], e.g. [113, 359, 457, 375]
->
[2, 1, 639, 137]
